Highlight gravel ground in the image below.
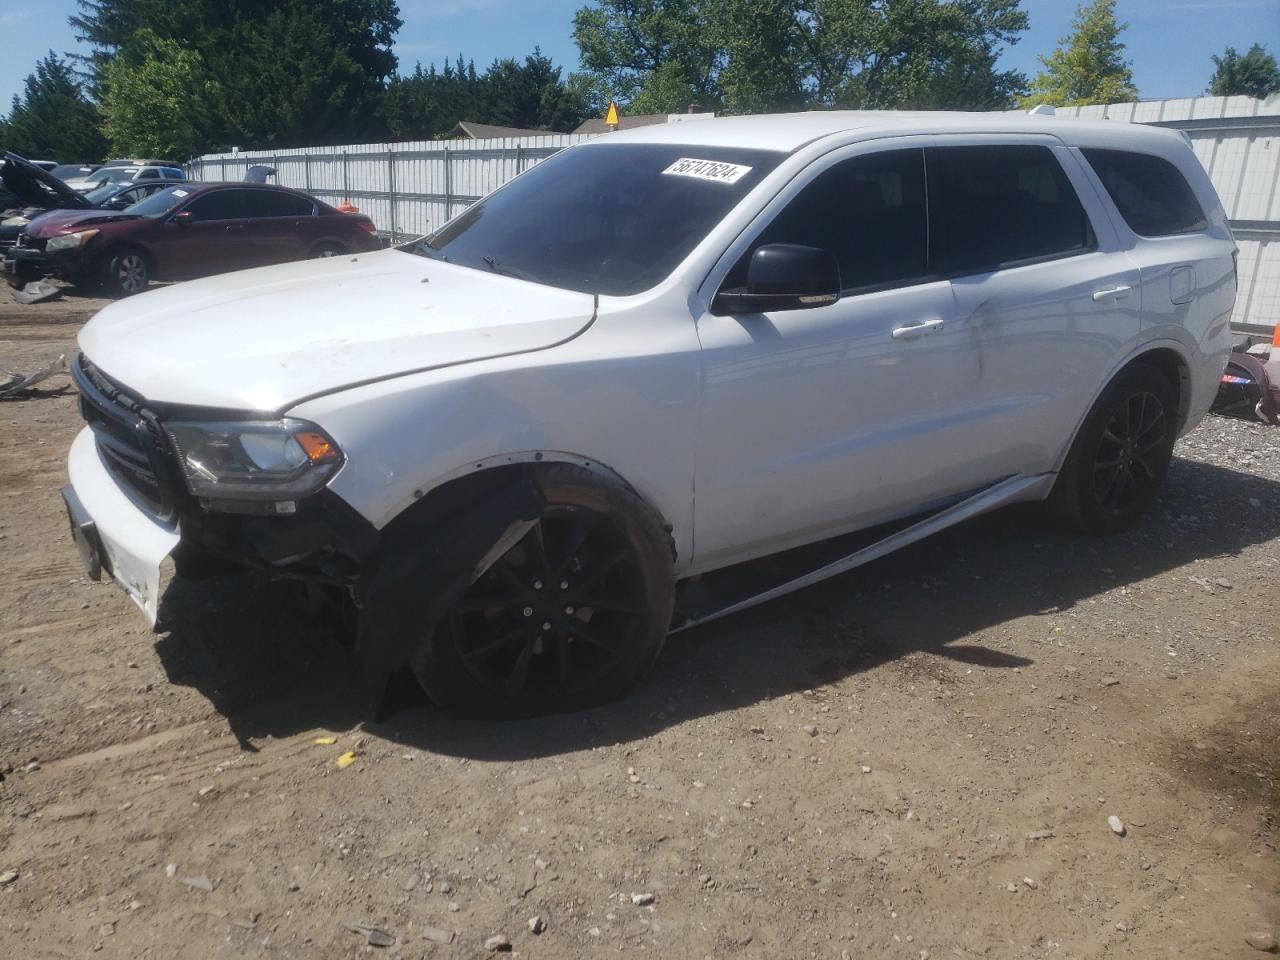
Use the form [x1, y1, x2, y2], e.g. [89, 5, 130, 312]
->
[0, 290, 1277, 959]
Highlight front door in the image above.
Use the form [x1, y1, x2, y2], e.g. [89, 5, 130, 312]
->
[159, 188, 252, 279]
[693, 143, 994, 569]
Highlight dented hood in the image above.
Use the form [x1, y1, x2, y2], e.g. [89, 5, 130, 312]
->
[77, 248, 597, 412]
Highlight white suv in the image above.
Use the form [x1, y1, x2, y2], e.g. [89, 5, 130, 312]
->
[63, 111, 1235, 717]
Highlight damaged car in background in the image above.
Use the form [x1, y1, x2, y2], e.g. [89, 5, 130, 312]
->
[6, 181, 380, 296]
[61, 111, 1236, 718]
[1, 151, 184, 258]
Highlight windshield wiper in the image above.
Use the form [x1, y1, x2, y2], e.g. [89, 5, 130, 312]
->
[482, 255, 534, 282]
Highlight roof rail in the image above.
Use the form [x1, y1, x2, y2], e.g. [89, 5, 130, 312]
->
[1027, 104, 1056, 117]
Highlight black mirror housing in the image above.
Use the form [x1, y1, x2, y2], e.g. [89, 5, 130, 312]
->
[713, 243, 841, 314]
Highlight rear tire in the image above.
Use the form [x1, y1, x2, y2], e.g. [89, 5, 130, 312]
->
[409, 466, 675, 719]
[1049, 363, 1178, 536]
[311, 242, 346, 259]
[100, 248, 149, 297]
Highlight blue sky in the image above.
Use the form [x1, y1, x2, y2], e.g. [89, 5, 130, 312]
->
[2, 0, 1277, 112]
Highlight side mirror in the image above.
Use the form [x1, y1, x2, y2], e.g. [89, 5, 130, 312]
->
[105, 197, 128, 209]
[171, 210, 193, 225]
[713, 243, 841, 315]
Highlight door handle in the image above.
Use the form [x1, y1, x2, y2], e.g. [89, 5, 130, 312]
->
[1092, 285, 1132, 302]
[891, 317, 945, 340]
[225, 223, 245, 231]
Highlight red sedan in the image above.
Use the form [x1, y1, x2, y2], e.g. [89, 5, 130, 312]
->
[6, 182, 381, 296]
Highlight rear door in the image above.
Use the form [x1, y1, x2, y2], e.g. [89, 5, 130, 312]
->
[242, 189, 318, 265]
[158, 187, 253, 278]
[928, 137, 1143, 477]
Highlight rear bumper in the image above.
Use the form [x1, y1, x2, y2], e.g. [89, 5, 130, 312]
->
[67, 427, 180, 623]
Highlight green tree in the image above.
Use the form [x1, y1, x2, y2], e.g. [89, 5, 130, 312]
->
[380, 52, 589, 139]
[1208, 44, 1280, 99]
[70, 0, 403, 149]
[99, 31, 210, 159]
[571, 0, 1030, 115]
[1, 53, 108, 161]
[1020, 0, 1136, 108]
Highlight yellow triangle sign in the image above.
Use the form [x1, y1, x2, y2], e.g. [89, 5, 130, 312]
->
[604, 100, 620, 127]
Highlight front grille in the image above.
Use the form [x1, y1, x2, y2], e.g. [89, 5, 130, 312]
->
[72, 354, 180, 522]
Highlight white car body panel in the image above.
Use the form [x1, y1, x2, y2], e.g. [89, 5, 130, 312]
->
[66, 109, 1237, 611]
[77, 250, 598, 411]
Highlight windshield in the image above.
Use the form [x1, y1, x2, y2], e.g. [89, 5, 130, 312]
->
[91, 168, 141, 185]
[51, 164, 97, 180]
[416, 143, 785, 295]
[125, 185, 192, 218]
[84, 184, 121, 205]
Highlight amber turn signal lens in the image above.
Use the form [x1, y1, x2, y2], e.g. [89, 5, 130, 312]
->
[295, 431, 339, 464]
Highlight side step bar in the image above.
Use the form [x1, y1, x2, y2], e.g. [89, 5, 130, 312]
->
[669, 473, 1051, 634]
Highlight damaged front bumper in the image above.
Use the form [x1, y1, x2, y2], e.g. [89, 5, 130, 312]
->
[3, 246, 50, 289]
[66, 427, 180, 622]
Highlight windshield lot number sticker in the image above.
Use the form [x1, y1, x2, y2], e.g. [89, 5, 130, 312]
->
[662, 158, 752, 185]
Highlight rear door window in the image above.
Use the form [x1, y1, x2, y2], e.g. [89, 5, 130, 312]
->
[1080, 148, 1207, 237]
[185, 190, 245, 222]
[243, 190, 314, 218]
[931, 144, 1095, 277]
[725, 148, 931, 294]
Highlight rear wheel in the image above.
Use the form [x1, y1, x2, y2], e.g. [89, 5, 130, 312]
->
[1050, 364, 1178, 535]
[100, 248, 149, 296]
[410, 467, 674, 719]
[311, 242, 346, 259]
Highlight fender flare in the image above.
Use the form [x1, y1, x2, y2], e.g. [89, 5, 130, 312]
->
[383, 449, 649, 532]
[1051, 339, 1193, 474]
[357, 452, 671, 712]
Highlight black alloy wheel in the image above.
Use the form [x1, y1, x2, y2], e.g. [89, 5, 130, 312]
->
[408, 465, 674, 718]
[1091, 389, 1168, 514]
[447, 506, 646, 698]
[1050, 363, 1177, 535]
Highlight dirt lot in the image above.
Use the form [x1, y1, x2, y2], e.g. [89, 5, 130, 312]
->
[1, 288, 1277, 960]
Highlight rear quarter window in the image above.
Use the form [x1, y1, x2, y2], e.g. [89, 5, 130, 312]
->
[1080, 148, 1208, 237]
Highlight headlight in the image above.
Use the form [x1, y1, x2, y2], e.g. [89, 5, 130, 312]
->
[46, 229, 99, 252]
[165, 419, 343, 505]
[2, 215, 30, 227]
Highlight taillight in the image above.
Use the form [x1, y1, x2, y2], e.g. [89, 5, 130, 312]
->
[357, 221, 377, 234]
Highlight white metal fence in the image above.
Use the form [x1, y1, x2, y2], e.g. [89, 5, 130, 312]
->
[187, 133, 594, 243]
[189, 95, 1280, 329]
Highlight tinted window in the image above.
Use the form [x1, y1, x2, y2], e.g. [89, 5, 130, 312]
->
[1081, 148, 1207, 237]
[125, 185, 193, 218]
[725, 149, 929, 294]
[162, 167, 186, 180]
[138, 169, 160, 180]
[185, 189, 244, 222]
[420, 144, 784, 295]
[933, 145, 1094, 276]
[244, 190, 314, 218]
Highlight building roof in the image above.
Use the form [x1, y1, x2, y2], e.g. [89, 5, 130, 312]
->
[578, 109, 1189, 154]
[449, 120, 557, 140]
[573, 114, 671, 135]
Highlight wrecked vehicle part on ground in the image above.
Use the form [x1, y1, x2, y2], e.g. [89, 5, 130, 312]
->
[1, 353, 66, 398]
[62, 111, 1236, 717]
